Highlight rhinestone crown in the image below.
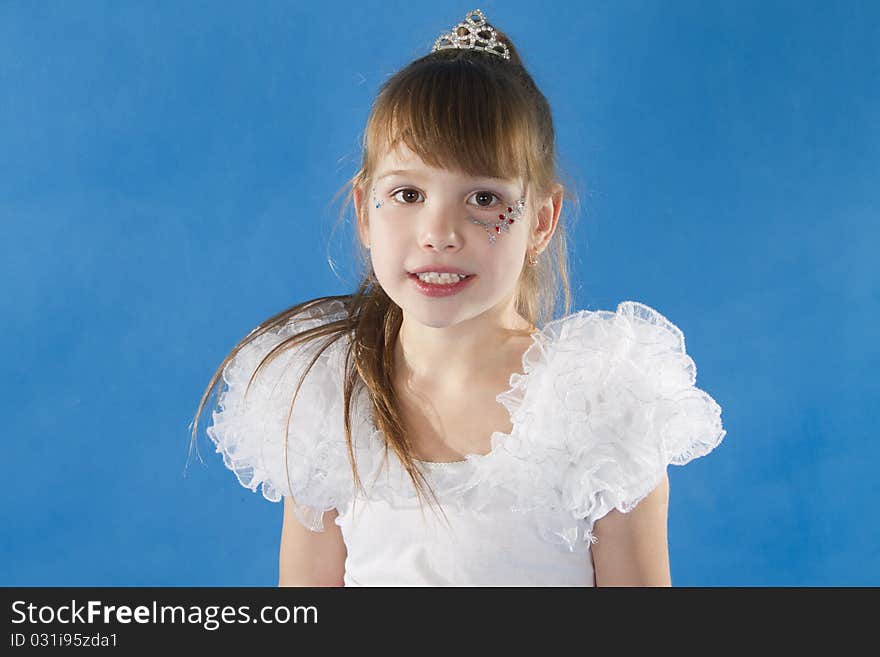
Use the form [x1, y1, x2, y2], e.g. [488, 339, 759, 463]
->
[431, 9, 511, 60]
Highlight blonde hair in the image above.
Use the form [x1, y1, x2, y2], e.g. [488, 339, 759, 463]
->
[190, 24, 581, 527]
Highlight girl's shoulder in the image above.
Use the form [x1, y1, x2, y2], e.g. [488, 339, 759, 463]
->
[533, 299, 690, 358]
[504, 299, 710, 423]
[486, 299, 727, 546]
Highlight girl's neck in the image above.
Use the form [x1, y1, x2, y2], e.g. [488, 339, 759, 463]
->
[393, 309, 534, 394]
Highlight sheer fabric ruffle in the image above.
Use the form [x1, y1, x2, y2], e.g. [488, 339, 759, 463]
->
[206, 299, 353, 531]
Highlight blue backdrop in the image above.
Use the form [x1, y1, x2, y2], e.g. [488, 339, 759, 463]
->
[3, 0, 877, 586]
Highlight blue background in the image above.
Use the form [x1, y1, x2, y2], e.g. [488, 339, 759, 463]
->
[3, 1, 877, 586]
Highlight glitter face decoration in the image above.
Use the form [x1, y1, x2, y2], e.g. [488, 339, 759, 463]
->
[468, 197, 527, 244]
[370, 185, 526, 245]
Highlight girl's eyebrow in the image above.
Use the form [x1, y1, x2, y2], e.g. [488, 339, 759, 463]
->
[376, 169, 423, 180]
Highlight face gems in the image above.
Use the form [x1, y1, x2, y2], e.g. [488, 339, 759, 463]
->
[371, 186, 383, 209]
[468, 197, 526, 244]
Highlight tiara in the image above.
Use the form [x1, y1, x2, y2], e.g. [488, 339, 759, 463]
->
[431, 9, 511, 60]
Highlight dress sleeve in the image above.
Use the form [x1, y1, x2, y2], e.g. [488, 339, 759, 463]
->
[558, 301, 727, 534]
[205, 299, 352, 531]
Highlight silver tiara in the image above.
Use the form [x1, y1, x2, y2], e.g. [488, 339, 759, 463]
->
[431, 9, 510, 60]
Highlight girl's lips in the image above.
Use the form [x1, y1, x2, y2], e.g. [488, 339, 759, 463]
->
[408, 269, 473, 276]
[408, 272, 476, 297]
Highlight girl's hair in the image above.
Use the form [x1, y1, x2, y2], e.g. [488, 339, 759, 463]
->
[189, 22, 580, 527]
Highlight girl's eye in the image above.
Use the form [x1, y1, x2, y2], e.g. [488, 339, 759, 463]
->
[469, 190, 501, 207]
[391, 188, 424, 204]
[389, 188, 502, 208]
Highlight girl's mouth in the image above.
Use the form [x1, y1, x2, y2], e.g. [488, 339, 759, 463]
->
[408, 272, 476, 297]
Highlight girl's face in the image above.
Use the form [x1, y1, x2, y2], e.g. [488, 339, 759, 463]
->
[357, 144, 531, 329]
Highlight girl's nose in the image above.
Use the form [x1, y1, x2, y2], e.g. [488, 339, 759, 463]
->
[419, 204, 465, 251]
[421, 227, 462, 252]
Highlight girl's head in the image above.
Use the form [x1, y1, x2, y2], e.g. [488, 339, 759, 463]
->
[344, 9, 577, 329]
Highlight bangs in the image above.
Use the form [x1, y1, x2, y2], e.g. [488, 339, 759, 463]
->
[365, 57, 536, 184]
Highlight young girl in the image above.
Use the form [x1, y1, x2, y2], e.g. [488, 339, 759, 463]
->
[190, 8, 726, 587]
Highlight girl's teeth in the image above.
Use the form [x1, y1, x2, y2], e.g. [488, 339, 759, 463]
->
[416, 272, 466, 284]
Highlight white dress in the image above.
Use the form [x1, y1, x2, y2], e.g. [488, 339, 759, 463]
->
[206, 298, 726, 586]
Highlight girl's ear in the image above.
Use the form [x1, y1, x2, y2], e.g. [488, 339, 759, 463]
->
[353, 186, 370, 249]
[532, 183, 564, 254]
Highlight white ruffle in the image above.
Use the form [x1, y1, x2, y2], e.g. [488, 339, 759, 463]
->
[353, 300, 726, 554]
[208, 298, 726, 551]
[206, 299, 354, 531]
[552, 301, 726, 535]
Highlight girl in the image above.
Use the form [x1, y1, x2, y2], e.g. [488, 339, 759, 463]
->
[190, 8, 726, 587]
